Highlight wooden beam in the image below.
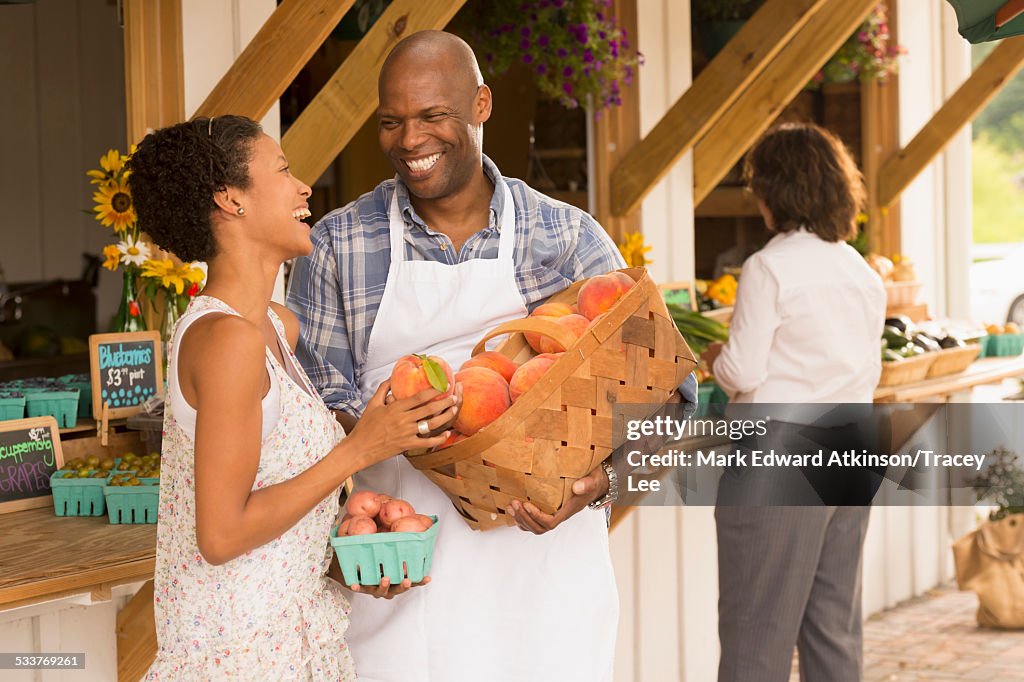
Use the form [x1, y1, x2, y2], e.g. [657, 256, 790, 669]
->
[116, 580, 156, 682]
[283, 0, 468, 185]
[192, 0, 355, 120]
[123, 0, 184, 145]
[592, 0, 641, 242]
[692, 0, 877, 204]
[609, 0, 830, 217]
[860, 1, 901, 257]
[877, 36, 1024, 208]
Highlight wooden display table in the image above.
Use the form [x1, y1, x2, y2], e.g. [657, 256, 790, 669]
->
[873, 356, 1024, 402]
[0, 507, 155, 611]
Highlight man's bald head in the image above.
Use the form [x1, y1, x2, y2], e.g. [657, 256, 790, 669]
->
[379, 30, 483, 99]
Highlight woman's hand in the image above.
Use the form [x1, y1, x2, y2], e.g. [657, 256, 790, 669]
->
[343, 380, 458, 467]
[348, 575, 431, 599]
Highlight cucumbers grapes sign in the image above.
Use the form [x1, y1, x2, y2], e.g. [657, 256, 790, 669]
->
[0, 416, 64, 513]
[88, 331, 164, 419]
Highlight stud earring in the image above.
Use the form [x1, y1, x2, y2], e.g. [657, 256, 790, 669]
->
[236, 207, 245, 216]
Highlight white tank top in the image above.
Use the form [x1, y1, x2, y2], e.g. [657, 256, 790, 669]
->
[167, 297, 308, 441]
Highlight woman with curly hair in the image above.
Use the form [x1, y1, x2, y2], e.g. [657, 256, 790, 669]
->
[127, 116, 457, 681]
[702, 123, 886, 682]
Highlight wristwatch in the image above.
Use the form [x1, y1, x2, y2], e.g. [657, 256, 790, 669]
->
[588, 461, 619, 510]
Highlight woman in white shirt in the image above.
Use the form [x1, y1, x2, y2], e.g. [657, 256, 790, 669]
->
[704, 123, 886, 682]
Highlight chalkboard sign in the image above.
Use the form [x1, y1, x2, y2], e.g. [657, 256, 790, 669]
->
[660, 281, 698, 312]
[89, 331, 164, 420]
[0, 416, 64, 513]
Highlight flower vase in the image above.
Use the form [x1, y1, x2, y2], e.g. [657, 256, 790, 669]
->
[161, 291, 181, 343]
[112, 268, 147, 333]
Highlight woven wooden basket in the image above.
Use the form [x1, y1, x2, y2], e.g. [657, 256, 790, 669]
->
[877, 352, 937, 387]
[926, 344, 982, 378]
[404, 268, 697, 531]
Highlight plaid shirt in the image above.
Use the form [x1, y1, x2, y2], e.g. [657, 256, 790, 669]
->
[287, 156, 630, 417]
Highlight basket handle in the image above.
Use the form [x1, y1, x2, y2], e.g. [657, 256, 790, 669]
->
[471, 316, 581, 357]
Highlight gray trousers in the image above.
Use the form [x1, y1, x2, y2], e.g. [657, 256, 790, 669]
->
[716, 504, 870, 682]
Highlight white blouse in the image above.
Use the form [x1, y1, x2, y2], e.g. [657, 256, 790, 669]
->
[714, 229, 886, 404]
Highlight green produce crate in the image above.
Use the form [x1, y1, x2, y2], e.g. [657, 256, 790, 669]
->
[0, 393, 26, 421]
[330, 516, 439, 586]
[104, 481, 159, 524]
[60, 374, 93, 419]
[25, 389, 80, 428]
[695, 381, 729, 418]
[50, 469, 107, 516]
[981, 334, 1024, 358]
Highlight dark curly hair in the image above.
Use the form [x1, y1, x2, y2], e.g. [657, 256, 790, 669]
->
[743, 122, 865, 243]
[126, 116, 263, 262]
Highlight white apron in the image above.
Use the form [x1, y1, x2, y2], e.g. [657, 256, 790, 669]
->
[344, 182, 618, 682]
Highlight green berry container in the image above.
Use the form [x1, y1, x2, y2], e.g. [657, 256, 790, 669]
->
[694, 381, 729, 418]
[59, 374, 93, 419]
[0, 393, 26, 421]
[330, 516, 439, 586]
[50, 469, 108, 516]
[25, 388, 80, 428]
[104, 480, 159, 524]
[981, 333, 1024, 358]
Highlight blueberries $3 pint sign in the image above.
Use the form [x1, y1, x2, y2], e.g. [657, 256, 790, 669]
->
[89, 331, 164, 419]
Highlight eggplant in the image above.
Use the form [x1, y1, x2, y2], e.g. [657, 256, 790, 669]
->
[885, 315, 915, 334]
[911, 333, 941, 353]
[939, 336, 966, 349]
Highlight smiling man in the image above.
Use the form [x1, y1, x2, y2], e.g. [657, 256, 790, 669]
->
[287, 30, 636, 682]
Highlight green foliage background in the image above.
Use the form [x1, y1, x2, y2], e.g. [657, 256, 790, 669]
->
[972, 44, 1024, 244]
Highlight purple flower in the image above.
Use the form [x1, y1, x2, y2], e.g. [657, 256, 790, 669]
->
[563, 82, 574, 95]
[599, 31, 607, 40]
[557, 48, 568, 58]
[523, 53, 534, 64]
[553, 0, 564, 7]
[538, 34, 550, 47]
[521, 26, 532, 37]
[520, 38, 531, 50]
[584, 49, 595, 63]
[536, 63, 547, 75]
[563, 65, 574, 77]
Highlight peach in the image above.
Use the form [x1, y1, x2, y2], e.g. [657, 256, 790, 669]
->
[453, 367, 511, 435]
[378, 498, 415, 527]
[578, 274, 627, 320]
[525, 302, 574, 352]
[611, 271, 635, 292]
[538, 313, 590, 354]
[344, 515, 378, 536]
[509, 354, 559, 402]
[390, 354, 454, 400]
[437, 431, 469, 450]
[460, 351, 518, 383]
[346, 489, 385, 518]
[391, 514, 433, 533]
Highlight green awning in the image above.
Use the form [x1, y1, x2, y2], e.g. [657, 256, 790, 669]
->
[946, 0, 1024, 43]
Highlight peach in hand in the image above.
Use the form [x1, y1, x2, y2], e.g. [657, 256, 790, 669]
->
[453, 367, 511, 435]
[389, 354, 454, 400]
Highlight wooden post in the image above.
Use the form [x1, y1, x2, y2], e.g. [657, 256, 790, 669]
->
[282, 0, 469, 185]
[592, 0, 641, 242]
[608, 0, 830, 218]
[122, 0, 184, 145]
[692, 0, 878, 205]
[191, 0, 356, 120]
[116, 580, 156, 682]
[877, 36, 1024, 208]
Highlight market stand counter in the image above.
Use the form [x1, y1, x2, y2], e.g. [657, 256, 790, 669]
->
[873, 355, 1024, 402]
[0, 507, 155, 610]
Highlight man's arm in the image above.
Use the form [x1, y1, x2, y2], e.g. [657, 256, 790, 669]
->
[286, 222, 367, 422]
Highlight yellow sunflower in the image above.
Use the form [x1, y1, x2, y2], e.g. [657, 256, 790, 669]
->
[92, 179, 136, 232]
[86, 149, 127, 185]
[102, 244, 121, 271]
[617, 231, 653, 268]
[141, 258, 206, 295]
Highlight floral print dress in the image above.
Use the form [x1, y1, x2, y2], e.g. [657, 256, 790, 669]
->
[145, 296, 355, 681]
